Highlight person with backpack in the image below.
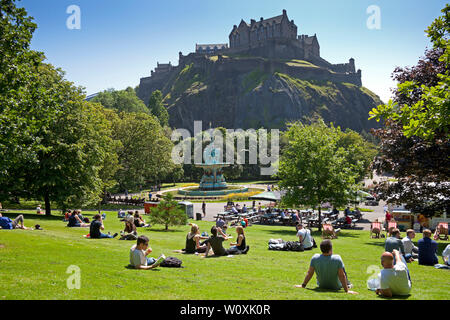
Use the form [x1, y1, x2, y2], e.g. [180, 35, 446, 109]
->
[129, 235, 165, 269]
[295, 240, 357, 294]
[296, 223, 313, 250]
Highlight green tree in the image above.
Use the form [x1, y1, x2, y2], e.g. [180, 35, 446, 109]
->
[148, 193, 187, 231]
[92, 87, 150, 114]
[368, 5, 449, 215]
[369, 4, 449, 141]
[111, 111, 179, 191]
[0, 1, 119, 214]
[277, 120, 361, 231]
[148, 90, 169, 127]
[336, 129, 378, 183]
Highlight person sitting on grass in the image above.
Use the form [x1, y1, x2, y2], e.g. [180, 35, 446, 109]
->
[64, 209, 72, 222]
[402, 229, 419, 261]
[418, 229, 438, 266]
[376, 249, 411, 298]
[89, 214, 118, 239]
[129, 235, 165, 270]
[174, 223, 209, 254]
[229, 226, 249, 254]
[442, 244, 450, 266]
[134, 211, 150, 228]
[0, 213, 31, 230]
[385, 228, 408, 261]
[203, 226, 233, 257]
[67, 210, 89, 228]
[295, 239, 357, 294]
[296, 223, 313, 250]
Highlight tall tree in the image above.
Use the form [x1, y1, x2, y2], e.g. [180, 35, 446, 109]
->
[277, 120, 362, 231]
[92, 87, 150, 114]
[111, 111, 179, 191]
[148, 90, 169, 127]
[0, 1, 119, 214]
[369, 4, 450, 215]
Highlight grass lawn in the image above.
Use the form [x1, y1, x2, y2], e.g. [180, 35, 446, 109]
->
[0, 211, 448, 300]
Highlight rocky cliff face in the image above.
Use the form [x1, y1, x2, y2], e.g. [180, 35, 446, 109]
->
[137, 56, 383, 133]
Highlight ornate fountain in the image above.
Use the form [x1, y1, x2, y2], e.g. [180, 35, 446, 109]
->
[196, 145, 230, 190]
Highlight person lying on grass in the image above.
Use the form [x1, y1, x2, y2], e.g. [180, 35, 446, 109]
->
[229, 226, 249, 254]
[174, 223, 209, 254]
[295, 239, 358, 294]
[130, 235, 165, 269]
[89, 214, 118, 239]
[376, 249, 411, 298]
[0, 213, 32, 230]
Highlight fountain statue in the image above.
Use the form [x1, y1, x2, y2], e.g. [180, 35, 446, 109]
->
[195, 142, 230, 190]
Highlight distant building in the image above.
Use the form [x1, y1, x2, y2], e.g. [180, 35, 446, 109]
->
[228, 9, 320, 59]
[151, 62, 173, 76]
[196, 44, 228, 54]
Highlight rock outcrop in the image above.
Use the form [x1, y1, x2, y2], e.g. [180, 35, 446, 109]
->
[137, 55, 383, 133]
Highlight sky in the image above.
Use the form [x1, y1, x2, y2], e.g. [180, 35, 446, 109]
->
[18, 0, 447, 103]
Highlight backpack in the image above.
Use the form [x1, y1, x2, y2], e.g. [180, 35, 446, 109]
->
[285, 241, 304, 252]
[160, 256, 183, 268]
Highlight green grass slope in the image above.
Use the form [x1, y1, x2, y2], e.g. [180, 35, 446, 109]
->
[0, 211, 448, 300]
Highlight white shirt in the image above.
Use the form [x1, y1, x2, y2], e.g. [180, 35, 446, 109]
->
[401, 236, 417, 254]
[129, 244, 147, 267]
[380, 261, 411, 296]
[297, 228, 313, 249]
[443, 244, 450, 261]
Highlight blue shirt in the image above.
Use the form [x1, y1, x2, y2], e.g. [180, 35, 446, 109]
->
[418, 237, 438, 265]
[0, 217, 13, 229]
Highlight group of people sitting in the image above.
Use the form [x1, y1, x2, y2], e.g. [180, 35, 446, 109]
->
[292, 224, 450, 297]
[174, 222, 250, 256]
[129, 222, 250, 270]
[293, 238, 411, 297]
[64, 209, 151, 240]
[385, 228, 448, 266]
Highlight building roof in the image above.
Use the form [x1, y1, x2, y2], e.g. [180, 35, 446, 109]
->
[250, 14, 285, 31]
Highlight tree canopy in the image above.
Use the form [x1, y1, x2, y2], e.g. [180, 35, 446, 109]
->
[277, 120, 372, 231]
[148, 90, 169, 127]
[369, 4, 450, 215]
[91, 87, 150, 114]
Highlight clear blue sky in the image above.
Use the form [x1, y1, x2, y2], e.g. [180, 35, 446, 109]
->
[19, 0, 447, 102]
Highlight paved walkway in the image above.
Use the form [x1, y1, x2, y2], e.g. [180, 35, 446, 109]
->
[113, 180, 387, 231]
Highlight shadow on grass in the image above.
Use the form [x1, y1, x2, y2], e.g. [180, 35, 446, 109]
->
[0, 213, 64, 221]
[303, 287, 347, 294]
[376, 294, 411, 300]
[124, 265, 161, 271]
[146, 228, 184, 233]
[363, 242, 386, 248]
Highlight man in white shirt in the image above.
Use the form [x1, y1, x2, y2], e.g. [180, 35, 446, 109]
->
[129, 235, 165, 269]
[442, 244, 450, 266]
[296, 223, 313, 250]
[402, 229, 419, 261]
[376, 249, 411, 297]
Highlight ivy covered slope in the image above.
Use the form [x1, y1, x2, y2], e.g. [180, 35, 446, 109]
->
[144, 57, 383, 132]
